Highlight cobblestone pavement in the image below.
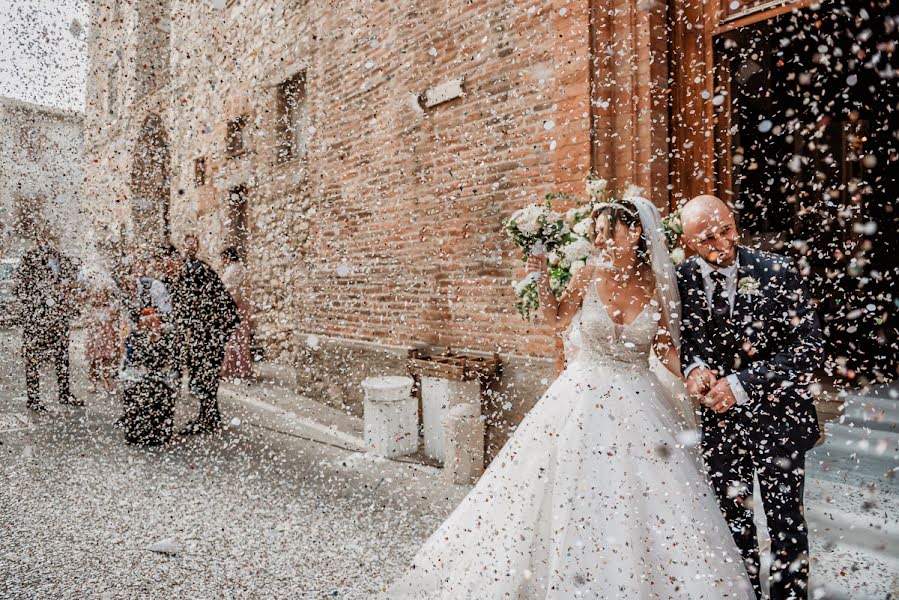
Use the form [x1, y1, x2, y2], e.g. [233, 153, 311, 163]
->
[0, 330, 468, 600]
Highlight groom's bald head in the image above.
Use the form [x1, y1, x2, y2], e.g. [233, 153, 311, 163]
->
[680, 195, 739, 267]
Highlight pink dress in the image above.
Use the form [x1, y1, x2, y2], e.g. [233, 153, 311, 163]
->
[85, 305, 122, 365]
[220, 262, 253, 379]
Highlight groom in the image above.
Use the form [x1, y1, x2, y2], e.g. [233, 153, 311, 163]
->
[677, 195, 823, 600]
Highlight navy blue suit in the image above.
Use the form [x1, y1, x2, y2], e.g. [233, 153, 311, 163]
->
[678, 246, 823, 600]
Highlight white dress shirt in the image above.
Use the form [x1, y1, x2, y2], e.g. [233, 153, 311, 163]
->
[684, 256, 752, 406]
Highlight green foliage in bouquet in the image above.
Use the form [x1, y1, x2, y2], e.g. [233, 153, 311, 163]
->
[505, 194, 595, 320]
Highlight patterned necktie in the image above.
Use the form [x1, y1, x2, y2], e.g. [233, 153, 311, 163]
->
[710, 270, 730, 321]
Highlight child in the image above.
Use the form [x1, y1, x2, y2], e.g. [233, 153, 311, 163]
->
[85, 287, 122, 394]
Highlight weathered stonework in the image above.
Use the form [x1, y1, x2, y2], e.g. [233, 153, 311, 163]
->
[0, 97, 85, 259]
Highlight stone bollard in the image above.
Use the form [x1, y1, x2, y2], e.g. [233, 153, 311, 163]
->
[362, 376, 418, 458]
[420, 377, 482, 463]
[442, 402, 485, 485]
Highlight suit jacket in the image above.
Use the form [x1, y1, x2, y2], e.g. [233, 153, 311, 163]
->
[12, 246, 79, 335]
[167, 257, 240, 349]
[677, 246, 823, 451]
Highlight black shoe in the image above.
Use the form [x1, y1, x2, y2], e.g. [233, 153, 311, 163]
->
[59, 394, 84, 407]
[26, 401, 48, 413]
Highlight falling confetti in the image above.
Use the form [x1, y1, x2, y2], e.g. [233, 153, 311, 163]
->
[0, 0, 895, 597]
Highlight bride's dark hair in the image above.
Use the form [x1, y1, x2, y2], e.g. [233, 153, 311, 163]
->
[590, 201, 650, 265]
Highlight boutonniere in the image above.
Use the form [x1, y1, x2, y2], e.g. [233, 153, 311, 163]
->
[737, 276, 761, 297]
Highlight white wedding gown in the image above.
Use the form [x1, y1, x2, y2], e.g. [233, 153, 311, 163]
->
[388, 279, 754, 599]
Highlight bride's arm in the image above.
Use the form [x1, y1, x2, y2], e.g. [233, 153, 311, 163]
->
[528, 256, 594, 332]
[654, 314, 682, 377]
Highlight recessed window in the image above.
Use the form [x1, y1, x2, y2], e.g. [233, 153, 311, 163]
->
[226, 115, 248, 157]
[276, 71, 308, 162]
[193, 157, 207, 187]
[227, 184, 248, 260]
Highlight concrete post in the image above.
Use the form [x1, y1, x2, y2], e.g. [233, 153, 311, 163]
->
[442, 402, 485, 485]
[362, 376, 417, 458]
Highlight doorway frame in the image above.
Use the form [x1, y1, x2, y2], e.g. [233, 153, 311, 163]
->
[668, 0, 818, 208]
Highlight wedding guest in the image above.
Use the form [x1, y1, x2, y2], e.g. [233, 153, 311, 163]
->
[118, 245, 179, 445]
[220, 247, 253, 380]
[13, 230, 82, 410]
[85, 286, 123, 394]
[164, 238, 240, 433]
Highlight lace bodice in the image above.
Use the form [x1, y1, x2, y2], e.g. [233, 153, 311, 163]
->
[563, 277, 660, 366]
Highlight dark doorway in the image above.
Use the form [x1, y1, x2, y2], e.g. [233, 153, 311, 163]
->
[227, 185, 248, 260]
[713, 0, 898, 384]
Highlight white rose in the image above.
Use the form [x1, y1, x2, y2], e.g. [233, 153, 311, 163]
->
[541, 210, 563, 237]
[569, 259, 587, 278]
[513, 271, 540, 296]
[573, 218, 592, 237]
[738, 276, 761, 296]
[669, 247, 686, 265]
[564, 207, 589, 227]
[546, 251, 560, 266]
[511, 204, 545, 236]
[586, 178, 608, 198]
[549, 273, 564, 293]
[561, 238, 593, 266]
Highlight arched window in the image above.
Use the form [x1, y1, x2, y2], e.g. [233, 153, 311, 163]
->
[131, 113, 171, 241]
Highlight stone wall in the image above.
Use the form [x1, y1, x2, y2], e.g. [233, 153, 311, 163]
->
[82, 0, 173, 250]
[0, 97, 84, 260]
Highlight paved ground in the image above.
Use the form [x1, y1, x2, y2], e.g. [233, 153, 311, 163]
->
[0, 329, 467, 600]
[2, 328, 897, 599]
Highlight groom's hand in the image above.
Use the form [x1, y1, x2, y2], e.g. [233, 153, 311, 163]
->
[704, 379, 738, 413]
[686, 367, 717, 398]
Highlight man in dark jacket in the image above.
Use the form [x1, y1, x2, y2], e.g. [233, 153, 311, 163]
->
[13, 234, 82, 410]
[677, 195, 823, 600]
[157, 241, 239, 433]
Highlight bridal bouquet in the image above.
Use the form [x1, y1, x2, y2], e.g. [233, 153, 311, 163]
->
[504, 179, 608, 319]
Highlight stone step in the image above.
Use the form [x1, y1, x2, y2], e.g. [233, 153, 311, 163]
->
[808, 542, 899, 599]
[822, 422, 899, 464]
[841, 412, 899, 434]
[843, 382, 899, 402]
[841, 383, 899, 415]
[841, 393, 899, 434]
[251, 362, 299, 388]
[218, 381, 365, 453]
[752, 476, 899, 599]
[807, 440, 899, 495]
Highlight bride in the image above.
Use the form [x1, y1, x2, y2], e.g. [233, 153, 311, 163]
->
[387, 198, 753, 599]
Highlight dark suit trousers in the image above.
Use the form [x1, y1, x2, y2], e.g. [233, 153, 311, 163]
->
[23, 330, 72, 404]
[186, 334, 227, 425]
[703, 415, 810, 600]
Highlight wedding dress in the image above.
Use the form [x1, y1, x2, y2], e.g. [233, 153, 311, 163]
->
[388, 274, 753, 599]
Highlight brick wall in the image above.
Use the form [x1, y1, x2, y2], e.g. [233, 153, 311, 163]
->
[162, 0, 595, 363]
[83, 0, 672, 443]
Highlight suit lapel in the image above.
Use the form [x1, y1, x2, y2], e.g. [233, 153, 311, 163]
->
[693, 259, 712, 319]
[684, 258, 711, 323]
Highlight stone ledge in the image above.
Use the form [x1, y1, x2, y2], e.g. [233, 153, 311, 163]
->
[218, 380, 365, 452]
